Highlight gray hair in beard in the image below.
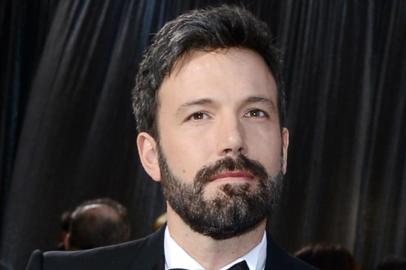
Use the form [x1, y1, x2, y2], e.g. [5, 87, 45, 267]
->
[158, 147, 283, 240]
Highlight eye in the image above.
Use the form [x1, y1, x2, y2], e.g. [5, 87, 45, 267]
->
[244, 109, 269, 118]
[186, 111, 211, 121]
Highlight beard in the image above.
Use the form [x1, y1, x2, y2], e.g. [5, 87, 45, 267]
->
[158, 146, 283, 240]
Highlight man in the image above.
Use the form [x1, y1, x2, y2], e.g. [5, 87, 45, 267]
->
[295, 244, 360, 270]
[25, 5, 314, 270]
[62, 198, 131, 250]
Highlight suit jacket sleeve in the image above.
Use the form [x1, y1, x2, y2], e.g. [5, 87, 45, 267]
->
[25, 250, 44, 270]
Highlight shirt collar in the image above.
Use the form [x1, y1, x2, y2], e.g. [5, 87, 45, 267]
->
[164, 226, 267, 270]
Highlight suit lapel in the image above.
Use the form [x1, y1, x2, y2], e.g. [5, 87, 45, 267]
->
[151, 255, 165, 270]
[265, 233, 290, 270]
[128, 226, 166, 270]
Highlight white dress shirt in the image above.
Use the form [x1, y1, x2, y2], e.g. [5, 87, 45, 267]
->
[164, 227, 267, 270]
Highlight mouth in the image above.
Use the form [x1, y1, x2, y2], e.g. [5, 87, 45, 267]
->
[211, 170, 254, 182]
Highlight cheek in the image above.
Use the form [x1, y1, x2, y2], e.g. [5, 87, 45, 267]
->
[159, 128, 213, 180]
[245, 127, 282, 172]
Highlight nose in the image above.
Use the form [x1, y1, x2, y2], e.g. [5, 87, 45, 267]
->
[217, 116, 247, 157]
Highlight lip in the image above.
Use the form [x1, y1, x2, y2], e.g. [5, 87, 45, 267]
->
[211, 171, 254, 181]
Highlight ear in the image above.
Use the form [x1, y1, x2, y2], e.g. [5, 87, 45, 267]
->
[281, 127, 289, 174]
[63, 233, 70, 250]
[136, 132, 161, 182]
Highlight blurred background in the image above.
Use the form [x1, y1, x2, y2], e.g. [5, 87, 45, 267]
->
[0, 0, 405, 269]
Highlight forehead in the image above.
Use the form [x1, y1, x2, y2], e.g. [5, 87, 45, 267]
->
[158, 48, 278, 108]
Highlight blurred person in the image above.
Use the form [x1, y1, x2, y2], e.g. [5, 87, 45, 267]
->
[376, 257, 406, 270]
[64, 198, 131, 250]
[295, 244, 360, 270]
[26, 5, 315, 270]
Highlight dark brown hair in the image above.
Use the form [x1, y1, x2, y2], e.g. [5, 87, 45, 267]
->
[132, 5, 285, 138]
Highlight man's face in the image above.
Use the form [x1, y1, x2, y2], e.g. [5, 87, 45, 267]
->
[138, 48, 289, 239]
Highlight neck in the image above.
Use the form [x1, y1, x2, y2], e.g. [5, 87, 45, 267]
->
[166, 204, 267, 270]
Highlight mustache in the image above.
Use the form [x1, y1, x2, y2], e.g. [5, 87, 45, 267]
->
[194, 155, 268, 186]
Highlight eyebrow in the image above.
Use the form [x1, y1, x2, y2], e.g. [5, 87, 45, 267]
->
[243, 96, 277, 111]
[176, 96, 277, 116]
[176, 98, 214, 117]
[179, 98, 214, 108]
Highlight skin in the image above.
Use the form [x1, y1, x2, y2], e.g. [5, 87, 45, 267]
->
[137, 48, 289, 270]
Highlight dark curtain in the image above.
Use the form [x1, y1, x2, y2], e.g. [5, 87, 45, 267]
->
[0, 1, 405, 270]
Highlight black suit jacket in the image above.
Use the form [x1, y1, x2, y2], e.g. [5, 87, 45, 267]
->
[25, 227, 315, 270]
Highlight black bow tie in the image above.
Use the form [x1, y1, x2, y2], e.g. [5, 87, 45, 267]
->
[170, 260, 249, 270]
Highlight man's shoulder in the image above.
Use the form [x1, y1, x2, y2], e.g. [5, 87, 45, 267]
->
[44, 236, 154, 265]
[25, 228, 165, 270]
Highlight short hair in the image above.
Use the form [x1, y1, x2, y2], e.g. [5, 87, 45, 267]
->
[68, 198, 131, 250]
[295, 244, 359, 270]
[132, 5, 285, 138]
[376, 257, 406, 270]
